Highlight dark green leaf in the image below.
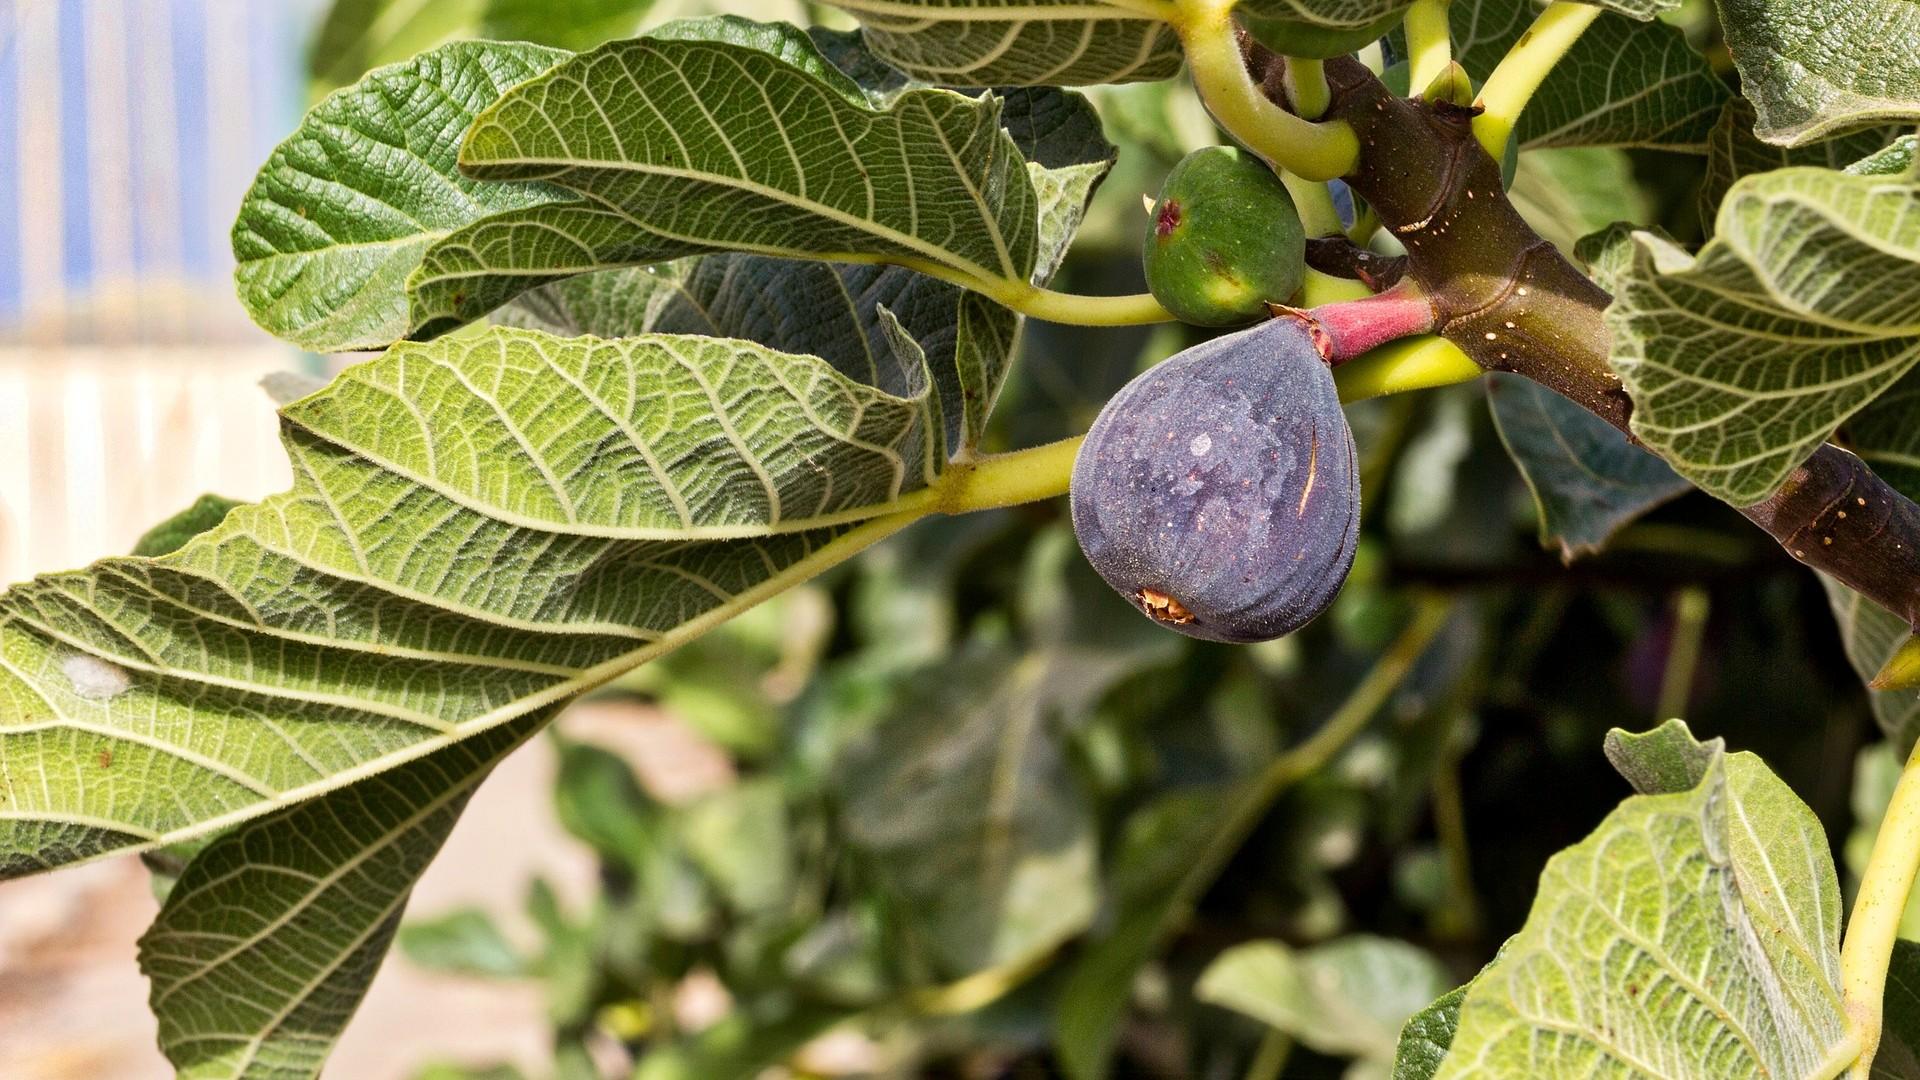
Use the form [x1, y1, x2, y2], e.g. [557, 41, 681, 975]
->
[1486, 374, 1689, 560]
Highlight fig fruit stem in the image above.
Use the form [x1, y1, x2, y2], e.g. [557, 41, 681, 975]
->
[1278, 282, 1439, 364]
[1403, 0, 1454, 92]
[1175, 0, 1360, 180]
[1471, 1, 1603, 158]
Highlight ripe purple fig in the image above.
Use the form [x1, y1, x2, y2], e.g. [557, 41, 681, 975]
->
[1071, 318, 1360, 643]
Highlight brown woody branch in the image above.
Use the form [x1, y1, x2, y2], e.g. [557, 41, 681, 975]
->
[1282, 50, 1920, 630]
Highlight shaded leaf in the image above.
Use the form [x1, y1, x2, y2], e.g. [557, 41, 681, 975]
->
[1506, 147, 1653, 254]
[139, 715, 541, 1079]
[824, 0, 1182, 87]
[1876, 939, 1920, 1079]
[835, 647, 1099, 976]
[134, 496, 247, 559]
[1589, 168, 1920, 505]
[1434, 721, 1851, 1079]
[1822, 573, 1920, 752]
[1197, 936, 1450, 1065]
[397, 908, 526, 978]
[1715, 0, 1920, 144]
[1698, 98, 1902, 230]
[235, 42, 570, 351]
[1486, 373, 1689, 560]
[480, 0, 654, 51]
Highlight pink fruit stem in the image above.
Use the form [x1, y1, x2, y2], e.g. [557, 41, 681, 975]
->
[1271, 283, 1438, 365]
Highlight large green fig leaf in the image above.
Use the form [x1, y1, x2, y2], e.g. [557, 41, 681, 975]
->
[823, 0, 1182, 86]
[489, 78, 1114, 453]
[1486, 374, 1689, 560]
[407, 24, 1042, 338]
[1433, 721, 1853, 1079]
[0, 326, 939, 878]
[1714, 0, 1920, 144]
[138, 713, 543, 1080]
[1588, 167, 1920, 505]
[234, 41, 570, 352]
[1430, 0, 1725, 150]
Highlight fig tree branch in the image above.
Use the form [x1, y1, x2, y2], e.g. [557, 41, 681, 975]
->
[1289, 51, 1920, 637]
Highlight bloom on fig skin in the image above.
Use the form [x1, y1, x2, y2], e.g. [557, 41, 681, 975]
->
[1071, 318, 1361, 643]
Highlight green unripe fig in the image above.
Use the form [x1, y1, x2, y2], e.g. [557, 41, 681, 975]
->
[1242, 10, 1405, 60]
[1143, 147, 1307, 327]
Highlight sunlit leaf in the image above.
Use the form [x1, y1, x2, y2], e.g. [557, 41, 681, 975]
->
[408, 20, 1043, 339]
[1434, 720, 1852, 1079]
[1587, 167, 1920, 505]
[235, 42, 570, 351]
[139, 716, 540, 1080]
[0, 326, 936, 878]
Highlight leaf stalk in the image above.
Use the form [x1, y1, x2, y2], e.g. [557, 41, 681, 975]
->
[1472, 1, 1602, 157]
[1403, 0, 1454, 92]
[1174, 0, 1360, 180]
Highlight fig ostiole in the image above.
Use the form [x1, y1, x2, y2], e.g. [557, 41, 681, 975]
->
[1143, 146, 1306, 328]
[1071, 318, 1361, 643]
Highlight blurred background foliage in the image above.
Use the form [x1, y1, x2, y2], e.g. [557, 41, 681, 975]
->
[283, 1, 1897, 1078]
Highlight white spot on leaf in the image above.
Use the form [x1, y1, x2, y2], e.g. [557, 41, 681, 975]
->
[63, 653, 132, 701]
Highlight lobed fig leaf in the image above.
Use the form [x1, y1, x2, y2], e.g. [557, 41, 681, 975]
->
[1143, 147, 1307, 328]
[1070, 318, 1360, 643]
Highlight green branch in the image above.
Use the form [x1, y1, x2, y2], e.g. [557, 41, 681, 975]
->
[1472, 1, 1602, 157]
[1176, 0, 1361, 181]
[1842, 738, 1920, 1077]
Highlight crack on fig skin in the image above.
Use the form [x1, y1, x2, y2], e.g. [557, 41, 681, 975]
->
[1297, 419, 1319, 517]
[1138, 588, 1196, 625]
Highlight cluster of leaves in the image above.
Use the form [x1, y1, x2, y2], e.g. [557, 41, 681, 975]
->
[3, 0, 1920, 1076]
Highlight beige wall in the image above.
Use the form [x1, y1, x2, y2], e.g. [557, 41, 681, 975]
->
[0, 347, 296, 585]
